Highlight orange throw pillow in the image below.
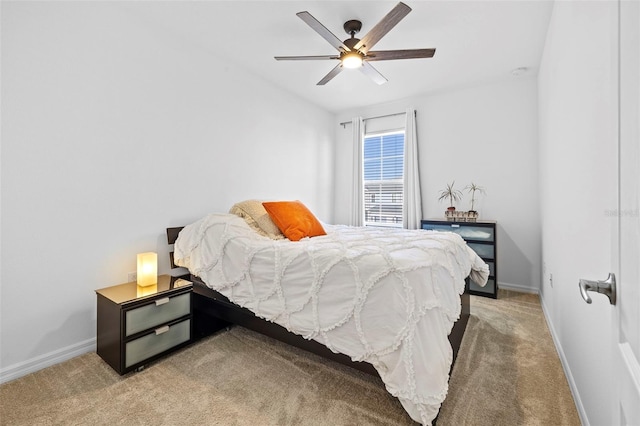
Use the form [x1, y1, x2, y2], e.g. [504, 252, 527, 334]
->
[262, 201, 326, 242]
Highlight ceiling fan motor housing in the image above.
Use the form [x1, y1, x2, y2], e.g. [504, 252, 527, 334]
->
[343, 37, 361, 51]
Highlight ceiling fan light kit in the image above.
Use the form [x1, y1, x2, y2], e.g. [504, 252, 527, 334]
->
[341, 52, 364, 69]
[275, 2, 436, 85]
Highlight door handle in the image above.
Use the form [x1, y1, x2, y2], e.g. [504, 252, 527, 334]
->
[579, 273, 616, 305]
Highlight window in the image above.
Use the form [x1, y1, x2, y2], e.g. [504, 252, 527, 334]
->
[363, 131, 404, 227]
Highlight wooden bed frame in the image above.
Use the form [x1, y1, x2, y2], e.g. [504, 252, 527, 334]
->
[167, 226, 470, 377]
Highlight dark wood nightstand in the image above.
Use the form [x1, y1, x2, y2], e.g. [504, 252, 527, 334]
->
[421, 219, 498, 299]
[95, 275, 193, 375]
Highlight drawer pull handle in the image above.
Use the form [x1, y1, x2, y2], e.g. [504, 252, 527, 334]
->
[155, 297, 170, 306]
[155, 325, 170, 335]
[451, 224, 460, 228]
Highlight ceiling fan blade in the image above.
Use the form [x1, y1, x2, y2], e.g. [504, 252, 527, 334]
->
[275, 55, 340, 61]
[354, 2, 411, 53]
[297, 11, 350, 52]
[360, 62, 387, 85]
[317, 64, 344, 85]
[365, 48, 436, 61]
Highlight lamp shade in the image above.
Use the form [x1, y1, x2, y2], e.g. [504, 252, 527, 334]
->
[137, 252, 157, 286]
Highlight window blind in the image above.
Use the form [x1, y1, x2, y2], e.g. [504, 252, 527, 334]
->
[363, 131, 405, 227]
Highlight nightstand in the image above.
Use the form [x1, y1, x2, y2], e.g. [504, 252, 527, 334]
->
[95, 275, 193, 375]
[421, 219, 498, 299]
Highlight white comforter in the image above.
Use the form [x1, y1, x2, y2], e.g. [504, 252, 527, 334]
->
[174, 214, 489, 425]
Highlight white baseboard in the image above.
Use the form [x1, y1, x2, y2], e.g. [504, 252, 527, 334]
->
[0, 338, 96, 385]
[539, 296, 589, 426]
[498, 281, 539, 294]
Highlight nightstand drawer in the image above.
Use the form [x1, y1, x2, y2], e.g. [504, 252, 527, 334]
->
[470, 278, 495, 295]
[467, 242, 495, 260]
[125, 319, 191, 368]
[486, 261, 495, 277]
[125, 292, 190, 336]
[423, 223, 495, 242]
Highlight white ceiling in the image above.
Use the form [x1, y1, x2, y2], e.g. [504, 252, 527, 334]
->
[129, 1, 554, 113]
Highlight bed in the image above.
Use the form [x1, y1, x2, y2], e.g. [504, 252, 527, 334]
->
[169, 203, 488, 425]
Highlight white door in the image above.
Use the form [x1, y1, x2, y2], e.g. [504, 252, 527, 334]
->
[576, 1, 640, 424]
[612, 0, 640, 424]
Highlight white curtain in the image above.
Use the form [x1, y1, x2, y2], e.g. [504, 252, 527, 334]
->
[403, 108, 422, 229]
[350, 117, 364, 227]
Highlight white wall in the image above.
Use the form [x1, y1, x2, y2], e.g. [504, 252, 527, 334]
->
[538, 1, 618, 424]
[334, 77, 541, 293]
[0, 2, 335, 377]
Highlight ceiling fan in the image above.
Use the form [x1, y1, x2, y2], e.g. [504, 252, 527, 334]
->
[275, 2, 435, 86]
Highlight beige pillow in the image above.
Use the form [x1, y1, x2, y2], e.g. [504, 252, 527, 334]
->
[229, 200, 284, 240]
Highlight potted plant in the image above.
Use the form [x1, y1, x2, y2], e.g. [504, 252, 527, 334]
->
[438, 181, 463, 214]
[465, 182, 485, 221]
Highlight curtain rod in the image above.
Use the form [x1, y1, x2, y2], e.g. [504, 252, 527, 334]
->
[339, 110, 415, 128]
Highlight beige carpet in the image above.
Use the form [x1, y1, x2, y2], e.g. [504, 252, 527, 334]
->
[0, 291, 580, 425]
